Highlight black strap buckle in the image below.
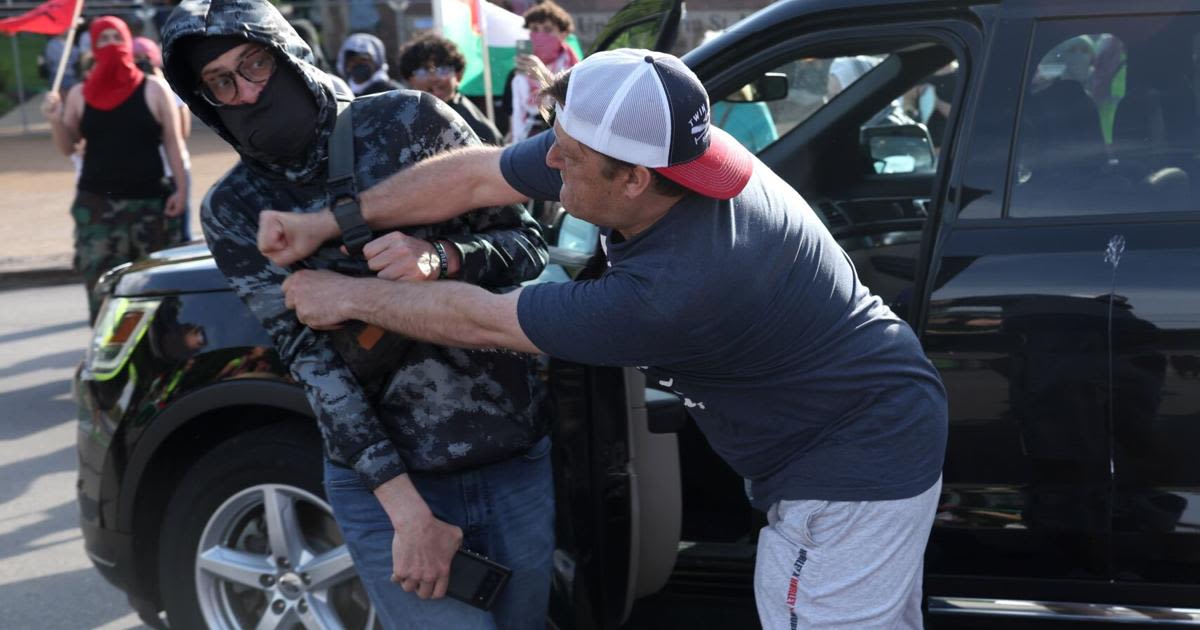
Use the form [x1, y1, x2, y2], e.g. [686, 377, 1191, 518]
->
[331, 192, 372, 258]
[328, 174, 357, 203]
[333, 200, 372, 258]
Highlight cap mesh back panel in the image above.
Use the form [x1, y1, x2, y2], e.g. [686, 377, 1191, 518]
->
[607, 70, 670, 161]
[569, 75, 614, 137]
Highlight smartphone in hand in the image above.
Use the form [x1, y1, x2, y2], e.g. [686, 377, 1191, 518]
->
[515, 39, 533, 56]
[447, 548, 512, 611]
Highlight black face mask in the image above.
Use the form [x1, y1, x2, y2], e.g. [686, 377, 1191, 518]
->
[216, 61, 319, 162]
[135, 59, 154, 74]
[347, 62, 375, 84]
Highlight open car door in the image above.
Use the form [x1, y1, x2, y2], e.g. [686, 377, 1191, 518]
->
[544, 6, 683, 628]
[545, 4, 685, 628]
[543, 217, 685, 630]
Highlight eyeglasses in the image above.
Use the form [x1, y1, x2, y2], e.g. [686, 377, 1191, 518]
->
[197, 47, 277, 106]
[411, 66, 455, 80]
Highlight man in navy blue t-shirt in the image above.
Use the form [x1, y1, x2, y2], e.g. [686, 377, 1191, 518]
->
[268, 49, 947, 629]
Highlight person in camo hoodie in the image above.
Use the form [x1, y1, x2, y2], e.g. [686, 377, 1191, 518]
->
[160, 1, 553, 628]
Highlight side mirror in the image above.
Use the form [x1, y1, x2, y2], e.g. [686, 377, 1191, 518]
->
[860, 123, 936, 174]
[722, 72, 789, 104]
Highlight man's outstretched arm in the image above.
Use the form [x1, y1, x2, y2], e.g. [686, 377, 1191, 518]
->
[259, 146, 528, 267]
[362, 145, 528, 227]
[283, 269, 541, 355]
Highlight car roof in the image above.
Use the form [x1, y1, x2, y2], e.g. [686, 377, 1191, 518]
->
[734, 0, 998, 35]
[684, 0, 994, 72]
[754, 0, 992, 19]
[736, 0, 995, 29]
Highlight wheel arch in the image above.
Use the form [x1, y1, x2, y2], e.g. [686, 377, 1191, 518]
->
[118, 380, 320, 607]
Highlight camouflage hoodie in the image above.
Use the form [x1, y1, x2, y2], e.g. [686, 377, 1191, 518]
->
[161, 0, 550, 489]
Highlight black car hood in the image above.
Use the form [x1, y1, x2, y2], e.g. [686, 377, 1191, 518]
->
[112, 242, 232, 296]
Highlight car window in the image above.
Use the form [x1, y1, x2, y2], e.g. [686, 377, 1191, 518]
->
[1010, 16, 1200, 217]
[896, 62, 959, 156]
[859, 62, 958, 176]
[707, 40, 960, 318]
[713, 53, 953, 178]
[714, 55, 884, 154]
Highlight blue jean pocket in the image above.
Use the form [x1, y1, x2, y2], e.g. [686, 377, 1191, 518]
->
[323, 460, 363, 491]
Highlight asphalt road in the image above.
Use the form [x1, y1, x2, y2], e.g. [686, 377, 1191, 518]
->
[0, 282, 150, 630]
[0, 281, 757, 630]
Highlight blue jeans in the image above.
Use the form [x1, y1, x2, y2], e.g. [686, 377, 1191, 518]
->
[323, 437, 555, 630]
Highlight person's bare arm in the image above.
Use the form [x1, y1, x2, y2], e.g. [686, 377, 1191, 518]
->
[283, 270, 540, 354]
[373, 474, 462, 599]
[260, 146, 529, 266]
[178, 103, 192, 138]
[147, 77, 189, 217]
[42, 85, 83, 157]
[360, 144, 527, 228]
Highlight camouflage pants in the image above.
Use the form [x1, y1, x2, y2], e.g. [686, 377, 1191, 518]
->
[72, 190, 183, 322]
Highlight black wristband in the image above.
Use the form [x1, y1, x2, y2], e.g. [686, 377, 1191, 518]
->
[430, 240, 450, 279]
[333, 197, 372, 258]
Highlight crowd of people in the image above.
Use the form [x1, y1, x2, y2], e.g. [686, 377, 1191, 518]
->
[41, 0, 948, 628]
[38, 0, 580, 323]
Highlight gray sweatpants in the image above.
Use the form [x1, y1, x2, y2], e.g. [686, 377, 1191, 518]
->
[754, 477, 941, 629]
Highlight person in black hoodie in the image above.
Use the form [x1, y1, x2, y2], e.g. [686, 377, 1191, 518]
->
[160, 1, 553, 628]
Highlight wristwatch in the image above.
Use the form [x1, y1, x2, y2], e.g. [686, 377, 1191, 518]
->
[430, 240, 450, 279]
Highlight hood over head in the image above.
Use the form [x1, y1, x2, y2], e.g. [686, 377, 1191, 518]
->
[161, 0, 352, 182]
[337, 32, 387, 76]
[84, 16, 145, 111]
[337, 32, 392, 95]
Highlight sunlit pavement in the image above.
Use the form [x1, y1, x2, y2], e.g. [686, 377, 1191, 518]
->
[0, 281, 764, 630]
[0, 283, 150, 630]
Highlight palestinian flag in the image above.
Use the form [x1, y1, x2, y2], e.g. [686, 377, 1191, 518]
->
[432, 0, 582, 98]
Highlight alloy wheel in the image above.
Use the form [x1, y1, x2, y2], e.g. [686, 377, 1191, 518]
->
[194, 484, 376, 630]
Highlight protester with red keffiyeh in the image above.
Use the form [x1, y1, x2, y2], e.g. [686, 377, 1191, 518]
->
[40, 15, 189, 322]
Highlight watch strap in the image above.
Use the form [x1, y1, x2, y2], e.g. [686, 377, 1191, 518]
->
[430, 240, 450, 279]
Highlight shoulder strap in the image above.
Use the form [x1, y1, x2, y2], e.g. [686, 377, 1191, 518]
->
[329, 99, 356, 185]
[328, 100, 373, 258]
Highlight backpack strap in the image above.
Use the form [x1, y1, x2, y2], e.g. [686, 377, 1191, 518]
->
[328, 100, 372, 258]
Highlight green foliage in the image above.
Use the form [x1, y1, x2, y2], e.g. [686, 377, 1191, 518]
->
[0, 33, 50, 117]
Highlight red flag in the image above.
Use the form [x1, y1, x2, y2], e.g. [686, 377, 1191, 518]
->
[0, 0, 79, 36]
[469, 0, 480, 34]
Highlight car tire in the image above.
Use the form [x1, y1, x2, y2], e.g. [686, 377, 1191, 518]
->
[158, 423, 377, 630]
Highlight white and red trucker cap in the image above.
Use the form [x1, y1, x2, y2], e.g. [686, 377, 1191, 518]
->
[555, 49, 754, 200]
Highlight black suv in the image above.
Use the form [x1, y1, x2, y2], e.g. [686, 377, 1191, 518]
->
[77, 0, 1200, 628]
